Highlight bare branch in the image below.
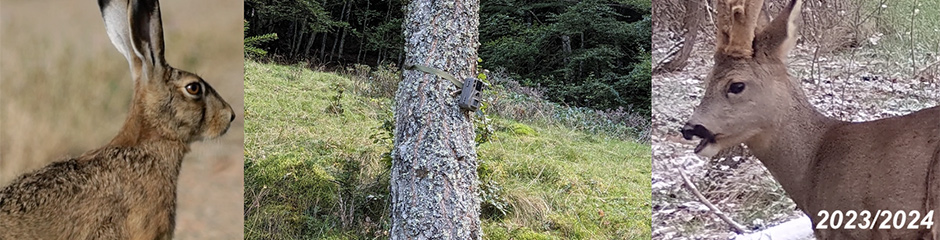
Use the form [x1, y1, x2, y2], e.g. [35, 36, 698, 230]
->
[679, 170, 748, 234]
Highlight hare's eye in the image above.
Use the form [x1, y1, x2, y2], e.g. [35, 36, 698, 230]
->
[185, 83, 202, 95]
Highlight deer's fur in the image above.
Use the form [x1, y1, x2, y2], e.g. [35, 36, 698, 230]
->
[681, 0, 940, 239]
[0, 0, 234, 239]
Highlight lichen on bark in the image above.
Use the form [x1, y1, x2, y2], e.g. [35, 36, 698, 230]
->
[389, 0, 481, 238]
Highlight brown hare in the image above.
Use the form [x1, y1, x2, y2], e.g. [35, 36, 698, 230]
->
[0, 0, 234, 239]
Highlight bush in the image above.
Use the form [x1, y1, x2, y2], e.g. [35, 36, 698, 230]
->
[486, 69, 651, 142]
[346, 63, 400, 99]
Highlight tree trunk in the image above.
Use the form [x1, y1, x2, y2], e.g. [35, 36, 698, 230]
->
[329, 29, 342, 62]
[356, 0, 370, 63]
[303, 29, 317, 57]
[397, 51, 403, 68]
[356, 40, 363, 63]
[288, 21, 298, 58]
[654, 0, 702, 73]
[561, 34, 571, 64]
[377, 48, 383, 65]
[291, 19, 306, 59]
[330, 0, 350, 62]
[389, 0, 481, 238]
[337, 0, 352, 62]
[379, 4, 392, 65]
[319, 32, 328, 60]
[577, 32, 584, 79]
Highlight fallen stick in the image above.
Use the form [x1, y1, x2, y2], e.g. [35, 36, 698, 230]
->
[678, 170, 748, 234]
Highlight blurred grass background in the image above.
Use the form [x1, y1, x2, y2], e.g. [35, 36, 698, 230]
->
[0, 0, 245, 238]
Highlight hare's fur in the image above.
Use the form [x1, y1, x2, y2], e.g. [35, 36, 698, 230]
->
[0, 143, 185, 239]
[0, 0, 233, 239]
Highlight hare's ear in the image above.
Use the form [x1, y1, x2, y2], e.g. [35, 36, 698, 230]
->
[128, 0, 167, 81]
[99, 0, 143, 81]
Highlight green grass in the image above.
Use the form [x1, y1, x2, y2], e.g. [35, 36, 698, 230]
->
[478, 119, 651, 239]
[243, 59, 651, 239]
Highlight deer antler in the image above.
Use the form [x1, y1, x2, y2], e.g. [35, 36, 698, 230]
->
[716, 0, 765, 58]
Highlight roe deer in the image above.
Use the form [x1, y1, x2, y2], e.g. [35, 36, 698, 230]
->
[0, 0, 234, 239]
[680, 0, 940, 239]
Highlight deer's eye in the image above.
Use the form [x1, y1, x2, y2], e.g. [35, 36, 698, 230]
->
[728, 82, 746, 94]
[185, 82, 202, 96]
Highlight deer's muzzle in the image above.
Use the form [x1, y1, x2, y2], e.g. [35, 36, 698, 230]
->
[681, 123, 717, 154]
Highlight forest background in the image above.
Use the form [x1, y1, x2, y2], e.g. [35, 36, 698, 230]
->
[244, 0, 652, 115]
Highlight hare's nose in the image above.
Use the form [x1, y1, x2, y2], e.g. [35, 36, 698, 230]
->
[230, 112, 236, 122]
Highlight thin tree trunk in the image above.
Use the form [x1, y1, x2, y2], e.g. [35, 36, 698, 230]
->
[330, 29, 343, 61]
[291, 21, 298, 57]
[397, 51, 403, 67]
[304, 29, 317, 58]
[655, 0, 703, 73]
[288, 21, 297, 58]
[316, 0, 329, 60]
[320, 32, 328, 60]
[357, 40, 363, 63]
[292, 19, 306, 59]
[561, 34, 571, 64]
[357, 0, 370, 63]
[379, 3, 391, 65]
[389, 0, 481, 238]
[330, 0, 350, 62]
[337, 0, 352, 62]
[377, 48, 383, 65]
[578, 32, 584, 79]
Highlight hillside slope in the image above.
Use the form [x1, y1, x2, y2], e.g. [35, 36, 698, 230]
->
[243, 60, 652, 239]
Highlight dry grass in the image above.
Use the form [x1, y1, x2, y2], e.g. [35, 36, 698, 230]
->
[505, 189, 551, 227]
[0, 0, 245, 238]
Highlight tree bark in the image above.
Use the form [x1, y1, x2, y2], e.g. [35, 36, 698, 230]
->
[654, 0, 702, 73]
[389, 0, 481, 238]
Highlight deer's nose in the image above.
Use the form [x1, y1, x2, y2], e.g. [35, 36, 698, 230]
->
[680, 123, 715, 142]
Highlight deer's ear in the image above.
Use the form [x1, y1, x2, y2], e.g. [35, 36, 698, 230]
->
[755, 4, 771, 34]
[756, 0, 802, 62]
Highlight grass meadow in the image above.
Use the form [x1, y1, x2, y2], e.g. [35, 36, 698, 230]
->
[0, 0, 245, 238]
[243, 60, 652, 239]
